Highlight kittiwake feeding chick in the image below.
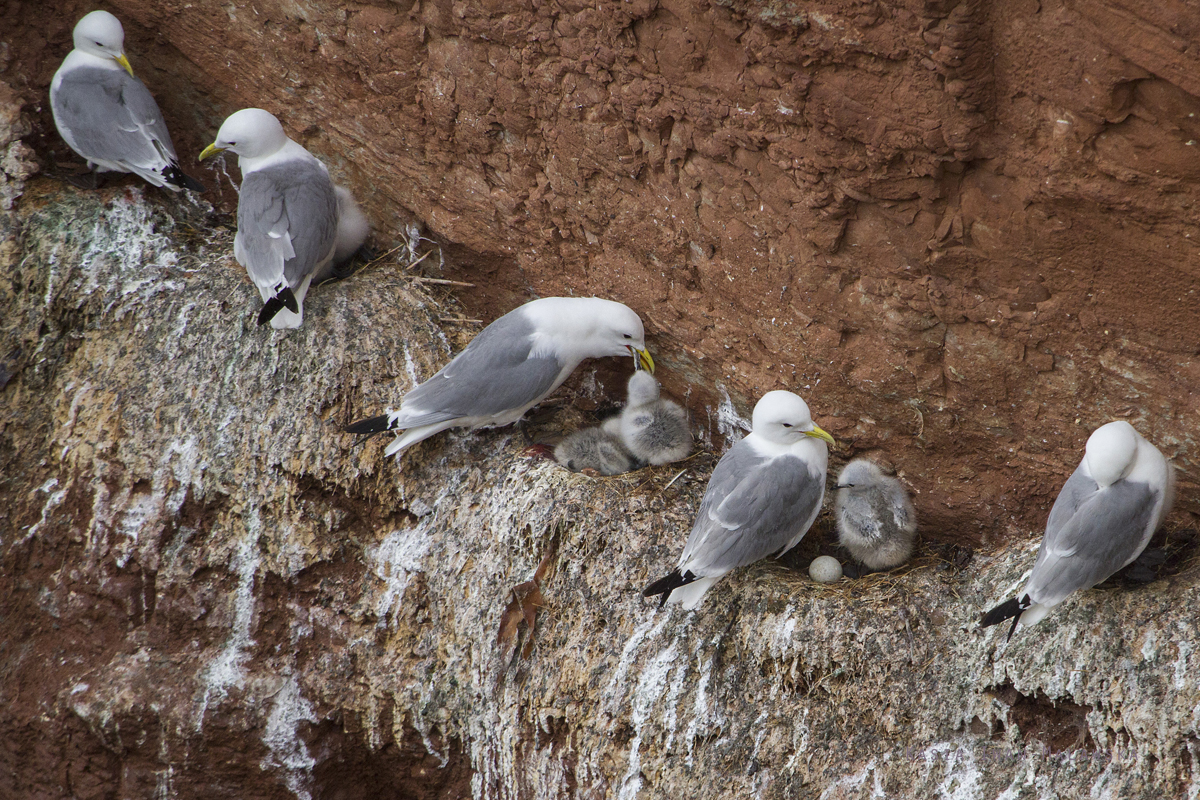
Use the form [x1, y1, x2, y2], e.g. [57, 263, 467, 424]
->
[199, 108, 369, 328]
[643, 390, 836, 610]
[51, 11, 204, 191]
[554, 428, 635, 475]
[601, 370, 692, 466]
[346, 297, 655, 462]
[980, 420, 1175, 640]
[835, 459, 917, 572]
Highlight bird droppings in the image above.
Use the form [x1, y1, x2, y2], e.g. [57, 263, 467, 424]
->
[4, 48, 1200, 796]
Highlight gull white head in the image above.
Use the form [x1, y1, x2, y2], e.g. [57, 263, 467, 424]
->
[751, 390, 836, 447]
[73, 11, 132, 74]
[1084, 421, 1139, 487]
[199, 108, 289, 161]
[526, 297, 654, 372]
[625, 370, 661, 407]
[836, 459, 885, 491]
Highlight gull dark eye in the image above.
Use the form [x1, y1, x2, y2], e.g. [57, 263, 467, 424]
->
[781, 423, 793, 428]
[622, 333, 632, 340]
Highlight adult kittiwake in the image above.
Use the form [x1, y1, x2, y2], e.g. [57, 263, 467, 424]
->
[51, 10, 204, 191]
[346, 297, 655, 460]
[835, 459, 917, 572]
[602, 370, 692, 466]
[980, 420, 1174, 639]
[199, 108, 369, 328]
[643, 390, 835, 610]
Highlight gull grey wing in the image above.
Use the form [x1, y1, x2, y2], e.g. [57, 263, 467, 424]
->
[237, 164, 337, 290]
[1027, 480, 1158, 606]
[393, 311, 563, 427]
[681, 452, 819, 575]
[1044, 466, 1099, 540]
[53, 67, 177, 168]
[690, 438, 762, 522]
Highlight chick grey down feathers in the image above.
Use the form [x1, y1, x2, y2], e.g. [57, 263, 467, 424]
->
[602, 371, 692, 466]
[554, 428, 636, 475]
[835, 459, 917, 571]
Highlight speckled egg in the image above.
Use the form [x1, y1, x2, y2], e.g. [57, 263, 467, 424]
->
[809, 555, 843, 583]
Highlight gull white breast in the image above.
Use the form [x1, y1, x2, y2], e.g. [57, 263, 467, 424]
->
[643, 390, 835, 610]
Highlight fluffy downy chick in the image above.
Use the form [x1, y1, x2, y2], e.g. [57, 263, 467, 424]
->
[603, 371, 692, 466]
[835, 459, 917, 572]
[554, 428, 635, 475]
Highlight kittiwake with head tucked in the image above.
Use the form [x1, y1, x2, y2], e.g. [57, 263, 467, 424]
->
[51, 10, 204, 192]
[980, 420, 1174, 639]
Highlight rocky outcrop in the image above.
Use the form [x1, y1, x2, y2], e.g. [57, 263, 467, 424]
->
[3, 0, 1200, 797]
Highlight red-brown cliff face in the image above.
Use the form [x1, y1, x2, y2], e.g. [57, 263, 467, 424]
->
[3, 1, 1200, 797]
[9, 0, 1200, 544]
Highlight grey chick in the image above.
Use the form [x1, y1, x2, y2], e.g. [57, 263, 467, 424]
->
[835, 459, 917, 572]
[602, 371, 692, 466]
[554, 428, 636, 475]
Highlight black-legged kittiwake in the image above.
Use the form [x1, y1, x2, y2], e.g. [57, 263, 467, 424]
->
[980, 420, 1175, 639]
[601, 370, 692, 466]
[554, 428, 636, 475]
[51, 10, 204, 192]
[835, 459, 917, 572]
[346, 297, 655, 460]
[643, 390, 835, 610]
[199, 108, 368, 328]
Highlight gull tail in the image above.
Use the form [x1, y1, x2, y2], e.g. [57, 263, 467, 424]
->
[257, 287, 299, 327]
[980, 595, 1029, 641]
[642, 569, 696, 608]
[345, 414, 398, 435]
[164, 164, 206, 192]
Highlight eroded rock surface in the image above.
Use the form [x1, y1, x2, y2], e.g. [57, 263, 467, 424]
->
[3, 0, 1200, 797]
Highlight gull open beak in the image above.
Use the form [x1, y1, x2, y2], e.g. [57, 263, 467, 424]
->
[115, 53, 133, 76]
[198, 143, 227, 162]
[805, 425, 836, 447]
[629, 346, 655, 373]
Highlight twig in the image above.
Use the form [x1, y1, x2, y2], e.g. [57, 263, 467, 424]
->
[412, 276, 475, 287]
[659, 468, 688, 495]
[439, 316, 483, 324]
[402, 250, 433, 271]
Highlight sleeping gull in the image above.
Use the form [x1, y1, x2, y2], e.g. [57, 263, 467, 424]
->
[51, 10, 204, 191]
[643, 390, 835, 610]
[346, 297, 655, 460]
[835, 459, 917, 573]
[199, 108, 369, 328]
[602, 370, 692, 466]
[981, 420, 1174, 639]
[555, 428, 636, 476]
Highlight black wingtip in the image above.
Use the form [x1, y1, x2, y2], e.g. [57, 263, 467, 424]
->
[256, 287, 298, 326]
[345, 414, 395, 435]
[165, 165, 206, 192]
[642, 569, 695, 608]
[980, 596, 1025, 641]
